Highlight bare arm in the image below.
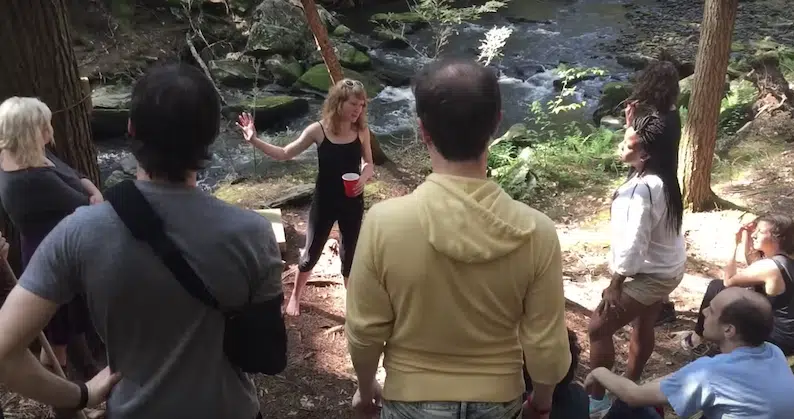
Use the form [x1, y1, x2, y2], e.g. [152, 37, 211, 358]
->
[520, 219, 571, 410]
[80, 178, 102, 196]
[724, 258, 787, 296]
[0, 286, 84, 408]
[586, 367, 668, 407]
[359, 128, 375, 180]
[724, 243, 741, 281]
[249, 122, 321, 161]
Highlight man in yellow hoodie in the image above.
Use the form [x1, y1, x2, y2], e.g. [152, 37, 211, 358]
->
[345, 58, 572, 419]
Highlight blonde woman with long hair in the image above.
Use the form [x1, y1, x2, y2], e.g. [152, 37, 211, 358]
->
[0, 97, 102, 397]
[238, 79, 374, 316]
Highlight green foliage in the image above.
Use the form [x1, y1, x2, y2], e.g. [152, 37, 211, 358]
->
[488, 67, 619, 201]
[374, 0, 508, 58]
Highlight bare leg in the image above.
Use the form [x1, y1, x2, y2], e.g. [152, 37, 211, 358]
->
[627, 302, 662, 382]
[286, 270, 312, 316]
[588, 292, 648, 398]
[343, 276, 348, 289]
[40, 344, 68, 369]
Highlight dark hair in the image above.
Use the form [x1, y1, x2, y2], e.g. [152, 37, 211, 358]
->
[413, 58, 501, 161]
[626, 110, 684, 234]
[628, 60, 680, 113]
[754, 213, 794, 255]
[719, 295, 774, 347]
[129, 63, 221, 182]
[524, 329, 580, 394]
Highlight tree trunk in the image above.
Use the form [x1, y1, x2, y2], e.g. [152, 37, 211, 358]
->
[678, 0, 739, 212]
[299, 0, 390, 165]
[0, 0, 102, 275]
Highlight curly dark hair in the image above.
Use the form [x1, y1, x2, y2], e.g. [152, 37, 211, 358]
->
[628, 60, 680, 112]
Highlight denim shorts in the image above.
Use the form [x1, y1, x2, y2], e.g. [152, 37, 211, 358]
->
[381, 399, 522, 419]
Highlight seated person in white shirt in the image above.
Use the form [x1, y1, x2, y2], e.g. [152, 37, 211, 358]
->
[585, 287, 794, 419]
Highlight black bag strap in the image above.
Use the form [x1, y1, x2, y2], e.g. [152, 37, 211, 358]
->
[105, 180, 221, 311]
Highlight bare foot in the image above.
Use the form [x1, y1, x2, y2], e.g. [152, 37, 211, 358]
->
[285, 295, 301, 316]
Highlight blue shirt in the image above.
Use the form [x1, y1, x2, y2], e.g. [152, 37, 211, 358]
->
[660, 342, 794, 418]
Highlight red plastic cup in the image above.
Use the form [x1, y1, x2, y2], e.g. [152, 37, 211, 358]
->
[342, 173, 360, 197]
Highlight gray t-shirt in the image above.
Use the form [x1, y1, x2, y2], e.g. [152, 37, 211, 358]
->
[19, 180, 284, 419]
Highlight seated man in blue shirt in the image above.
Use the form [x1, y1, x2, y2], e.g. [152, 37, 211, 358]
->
[584, 287, 794, 419]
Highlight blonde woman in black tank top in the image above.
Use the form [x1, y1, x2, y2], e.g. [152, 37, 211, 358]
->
[237, 79, 374, 316]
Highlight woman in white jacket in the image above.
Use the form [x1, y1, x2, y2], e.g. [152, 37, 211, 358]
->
[587, 109, 687, 418]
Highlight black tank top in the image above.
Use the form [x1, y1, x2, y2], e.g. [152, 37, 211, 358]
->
[315, 123, 362, 201]
[770, 254, 794, 352]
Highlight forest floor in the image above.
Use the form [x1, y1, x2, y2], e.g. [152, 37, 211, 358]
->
[2, 120, 793, 419]
[164, 115, 794, 419]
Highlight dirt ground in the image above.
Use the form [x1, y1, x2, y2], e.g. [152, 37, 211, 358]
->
[3, 128, 793, 417]
[250, 122, 794, 419]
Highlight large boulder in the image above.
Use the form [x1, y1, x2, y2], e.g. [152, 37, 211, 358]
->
[264, 54, 304, 87]
[294, 65, 384, 97]
[91, 85, 132, 141]
[246, 22, 309, 58]
[246, 0, 337, 59]
[222, 96, 310, 129]
[208, 59, 271, 88]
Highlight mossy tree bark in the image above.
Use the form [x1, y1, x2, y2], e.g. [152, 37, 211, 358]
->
[299, 0, 390, 165]
[0, 0, 102, 276]
[678, 0, 739, 211]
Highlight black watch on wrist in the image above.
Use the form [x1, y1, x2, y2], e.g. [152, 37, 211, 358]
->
[74, 381, 88, 410]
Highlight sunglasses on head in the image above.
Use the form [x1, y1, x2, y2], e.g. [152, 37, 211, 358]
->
[343, 79, 364, 87]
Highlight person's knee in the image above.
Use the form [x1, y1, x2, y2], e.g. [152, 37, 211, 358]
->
[588, 315, 614, 341]
[707, 279, 724, 292]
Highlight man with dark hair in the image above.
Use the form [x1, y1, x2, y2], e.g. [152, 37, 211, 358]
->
[585, 287, 794, 419]
[346, 57, 571, 418]
[0, 63, 286, 418]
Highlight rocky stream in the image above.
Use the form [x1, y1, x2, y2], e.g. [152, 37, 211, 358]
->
[85, 0, 794, 190]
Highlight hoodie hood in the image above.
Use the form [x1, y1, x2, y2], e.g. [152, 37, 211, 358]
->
[414, 173, 537, 263]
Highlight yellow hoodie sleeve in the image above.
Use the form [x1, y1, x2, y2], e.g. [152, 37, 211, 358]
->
[520, 217, 571, 385]
[346, 208, 394, 356]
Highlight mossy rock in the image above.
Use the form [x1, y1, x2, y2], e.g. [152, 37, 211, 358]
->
[593, 82, 632, 125]
[264, 54, 303, 87]
[679, 74, 730, 108]
[370, 12, 425, 24]
[369, 12, 428, 34]
[372, 28, 410, 48]
[294, 65, 384, 97]
[490, 123, 532, 148]
[337, 43, 371, 70]
[332, 24, 352, 37]
[222, 96, 310, 129]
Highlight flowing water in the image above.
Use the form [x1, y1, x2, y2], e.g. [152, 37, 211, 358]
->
[96, 0, 648, 190]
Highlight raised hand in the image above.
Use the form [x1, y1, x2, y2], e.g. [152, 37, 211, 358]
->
[236, 112, 257, 143]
